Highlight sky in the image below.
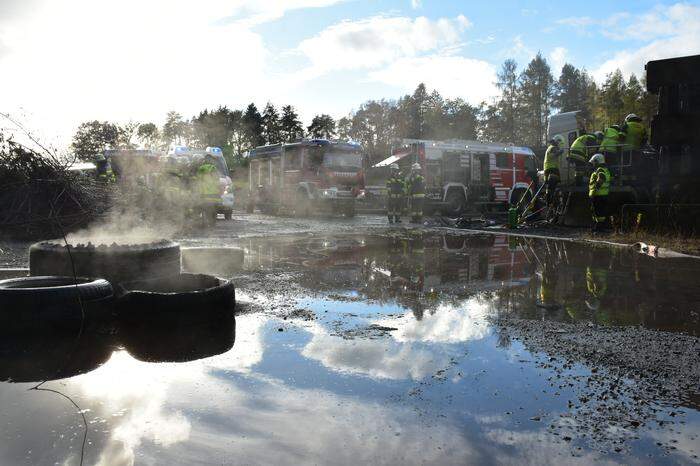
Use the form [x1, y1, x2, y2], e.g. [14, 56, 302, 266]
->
[0, 0, 698, 147]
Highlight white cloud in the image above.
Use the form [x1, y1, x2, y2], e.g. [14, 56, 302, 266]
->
[503, 34, 534, 61]
[593, 3, 700, 80]
[549, 46, 568, 73]
[376, 300, 491, 344]
[556, 16, 595, 28]
[411, 0, 422, 9]
[0, 0, 344, 144]
[297, 15, 471, 75]
[368, 55, 498, 105]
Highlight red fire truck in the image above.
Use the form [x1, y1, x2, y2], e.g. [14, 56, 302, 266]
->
[247, 139, 365, 216]
[374, 139, 536, 215]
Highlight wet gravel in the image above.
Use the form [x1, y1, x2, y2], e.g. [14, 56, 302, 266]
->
[493, 315, 700, 453]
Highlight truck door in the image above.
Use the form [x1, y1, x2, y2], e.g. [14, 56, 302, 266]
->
[470, 153, 491, 201]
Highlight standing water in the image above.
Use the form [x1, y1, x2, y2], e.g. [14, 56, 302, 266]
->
[1, 232, 698, 465]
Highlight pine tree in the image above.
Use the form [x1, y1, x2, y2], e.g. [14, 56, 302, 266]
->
[599, 70, 627, 126]
[496, 59, 520, 143]
[406, 83, 429, 138]
[307, 114, 336, 139]
[261, 103, 281, 145]
[242, 103, 264, 148]
[518, 53, 554, 147]
[280, 105, 304, 142]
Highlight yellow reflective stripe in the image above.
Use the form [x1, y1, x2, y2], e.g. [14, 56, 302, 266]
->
[411, 194, 425, 198]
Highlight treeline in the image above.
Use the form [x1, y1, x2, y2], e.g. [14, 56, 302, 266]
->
[72, 52, 657, 165]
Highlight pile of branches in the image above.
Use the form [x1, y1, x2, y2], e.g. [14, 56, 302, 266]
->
[0, 132, 112, 239]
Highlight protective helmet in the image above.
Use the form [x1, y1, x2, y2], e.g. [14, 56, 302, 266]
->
[94, 154, 106, 162]
[589, 153, 605, 165]
[553, 135, 565, 145]
[594, 131, 604, 142]
[411, 162, 421, 171]
[625, 113, 641, 122]
[390, 163, 399, 171]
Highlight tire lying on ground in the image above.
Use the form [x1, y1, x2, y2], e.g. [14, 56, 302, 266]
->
[116, 273, 236, 362]
[0, 276, 114, 334]
[29, 240, 181, 285]
[116, 273, 235, 314]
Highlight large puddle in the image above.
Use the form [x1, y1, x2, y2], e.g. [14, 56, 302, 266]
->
[1, 232, 699, 465]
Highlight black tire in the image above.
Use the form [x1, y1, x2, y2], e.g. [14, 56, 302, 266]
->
[29, 240, 181, 285]
[444, 189, 466, 216]
[0, 276, 114, 335]
[116, 273, 235, 315]
[0, 276, 113, 305]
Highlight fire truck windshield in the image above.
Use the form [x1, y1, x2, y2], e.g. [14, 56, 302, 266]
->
[323, 151, 363, 171]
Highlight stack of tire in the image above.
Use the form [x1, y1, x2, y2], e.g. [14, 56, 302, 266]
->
[0, 240, 236, 382]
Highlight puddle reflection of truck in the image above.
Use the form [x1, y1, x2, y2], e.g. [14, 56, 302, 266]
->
[372, 139, 536, 215]
[247, 139, 365, 216]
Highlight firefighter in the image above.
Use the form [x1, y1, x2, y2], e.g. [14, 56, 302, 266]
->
[386, 163, 405, 224]
[621, 113, 648, 151]
[406, 162, 425, 223]
[95, 154, 116, 183]
[195, 154, 221, 226]
[588, 153, 612, 233]
[543, 136, 563, 205]
[599, 125, 626, 165]
[568, 131, 603, 185]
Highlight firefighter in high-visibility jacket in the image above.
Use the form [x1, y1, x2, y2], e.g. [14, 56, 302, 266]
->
[543, 135, 563, 205]
[406, 163, 425, 223]
[568, 131, 603, 185]
[196, 154, 221, 225]
[621, 113, 648, 151]
[386, 163, 405, 224]
[599, 125, 626, 164]
[588, 153, 612, 233]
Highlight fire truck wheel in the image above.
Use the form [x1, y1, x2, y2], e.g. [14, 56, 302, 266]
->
[444, 190, 466, 216]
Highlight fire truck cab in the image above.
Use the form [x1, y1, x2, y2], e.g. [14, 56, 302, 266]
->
[247, 139, 365, 216]
[376, 139, 536, 215]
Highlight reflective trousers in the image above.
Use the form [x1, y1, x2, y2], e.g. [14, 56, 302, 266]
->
[590, 195, 609, 232]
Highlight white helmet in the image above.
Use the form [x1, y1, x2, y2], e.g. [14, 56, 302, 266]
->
[553, 135, 565, 145]
[411, 163, 421, 171]
[625, 113, 640, 122]
[589, 153, 605, 165]
[390, 163, 399, 171]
